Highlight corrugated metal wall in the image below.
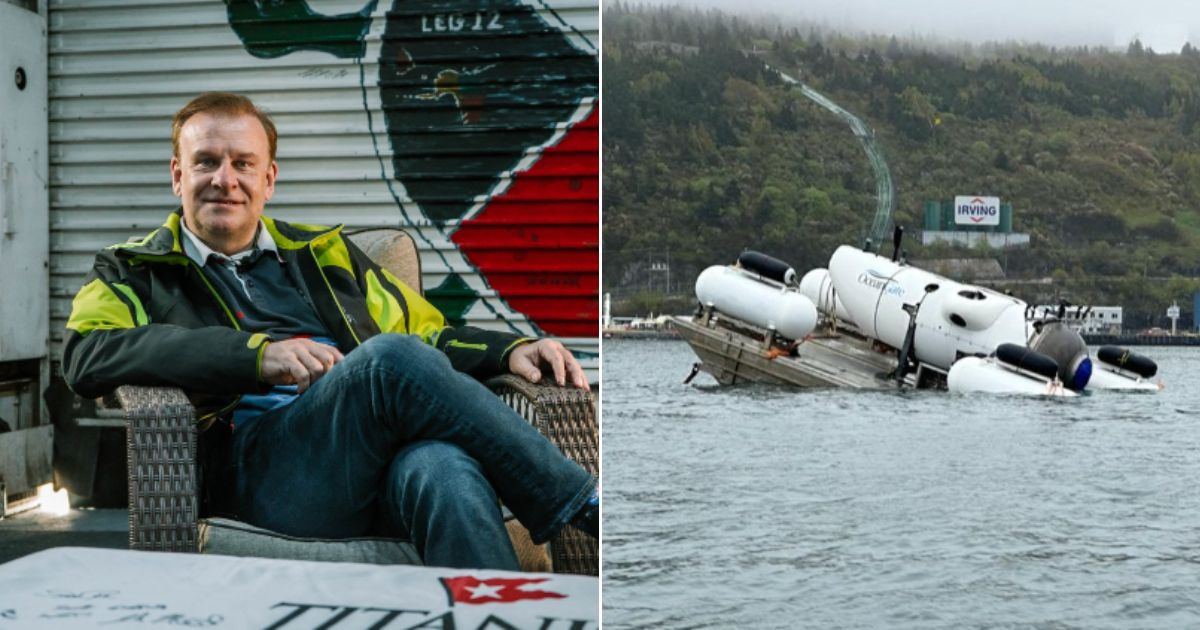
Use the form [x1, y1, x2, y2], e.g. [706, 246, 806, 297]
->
[48, 0, 598, 371]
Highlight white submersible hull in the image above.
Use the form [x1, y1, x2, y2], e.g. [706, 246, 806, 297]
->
[826, 245, 1030, 372]
[947, 343, 1078, 397]
[1087, 346, 1161, 391]
[679, 245, 1161, 396]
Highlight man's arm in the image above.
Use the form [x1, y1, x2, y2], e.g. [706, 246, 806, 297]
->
[62, 256, 269, 398]
[344, 238, 586, 388]
[377, 264, 535, 377]
[346, 240, 534, 380]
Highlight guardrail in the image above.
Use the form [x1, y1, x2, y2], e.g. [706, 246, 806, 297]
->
[767, 64, 895, 252]
[1083, 334, 1200, 346]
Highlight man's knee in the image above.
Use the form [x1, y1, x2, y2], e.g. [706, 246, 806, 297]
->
[351, 334, 451, 380]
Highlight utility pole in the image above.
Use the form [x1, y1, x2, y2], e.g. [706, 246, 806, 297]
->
[666, 249, 671, 295]
[649, 255, 670, 294]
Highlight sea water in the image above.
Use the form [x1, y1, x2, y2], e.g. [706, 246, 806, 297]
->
[602, 340, 1200, 629]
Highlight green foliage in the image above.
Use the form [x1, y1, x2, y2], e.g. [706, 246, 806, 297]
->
[616, 291, 696, 318]
[603, 5, 1200, 328]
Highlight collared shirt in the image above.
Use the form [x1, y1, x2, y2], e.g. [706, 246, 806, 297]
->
[180, 218, 283, 267]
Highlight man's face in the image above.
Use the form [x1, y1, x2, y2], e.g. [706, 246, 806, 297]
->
[171, 112, 276, 254]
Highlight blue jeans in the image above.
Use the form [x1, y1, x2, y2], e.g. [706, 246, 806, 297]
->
[227, 334, 595, 570]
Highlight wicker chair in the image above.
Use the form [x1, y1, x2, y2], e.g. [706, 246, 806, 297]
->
[113, 228, 598, 575]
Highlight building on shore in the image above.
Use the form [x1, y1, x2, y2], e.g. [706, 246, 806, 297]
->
[1031, 305, 1123, 335]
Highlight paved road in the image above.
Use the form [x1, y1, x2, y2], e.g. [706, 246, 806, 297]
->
[0, 508, 125, 565]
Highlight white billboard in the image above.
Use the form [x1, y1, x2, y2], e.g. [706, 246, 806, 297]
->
[954, 196, 1001, 226]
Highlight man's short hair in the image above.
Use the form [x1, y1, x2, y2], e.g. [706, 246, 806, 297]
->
[172, 92, 278, 160]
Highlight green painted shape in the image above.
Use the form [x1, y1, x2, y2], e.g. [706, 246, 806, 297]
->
[425, 273, 478, 328]
[224, 0, 375, 59]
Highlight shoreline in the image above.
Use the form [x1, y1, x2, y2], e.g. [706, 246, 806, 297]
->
[602, 328, 682, 340]
[603, 330, 1200, 347]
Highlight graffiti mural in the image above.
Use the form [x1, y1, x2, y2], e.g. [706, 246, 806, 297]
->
[223, 0, 598, 338]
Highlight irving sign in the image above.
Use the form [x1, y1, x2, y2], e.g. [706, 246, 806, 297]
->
[953, 196, 1001, 226]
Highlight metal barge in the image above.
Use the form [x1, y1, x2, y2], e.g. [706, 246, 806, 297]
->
[675, 310, 942, 389]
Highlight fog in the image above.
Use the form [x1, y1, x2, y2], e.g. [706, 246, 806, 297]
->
[620, 0, 1200, 51]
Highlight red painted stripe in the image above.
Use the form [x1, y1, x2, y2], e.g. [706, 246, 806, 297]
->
[451, 103, 600, 337]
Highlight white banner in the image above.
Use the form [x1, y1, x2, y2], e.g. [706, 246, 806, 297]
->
[0, 547, 597, 629]
[953, 196, 1001, 226]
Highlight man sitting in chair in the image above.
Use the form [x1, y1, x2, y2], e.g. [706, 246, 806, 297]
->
[62, 92, 598, 570]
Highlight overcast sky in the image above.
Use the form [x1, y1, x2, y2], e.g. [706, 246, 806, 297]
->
[625, 0, 1200, 51]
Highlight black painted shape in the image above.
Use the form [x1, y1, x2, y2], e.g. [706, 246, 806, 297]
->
[224, 0, 375, 59]
[220, 0, 597, 224]
[379, 0, 597, 222]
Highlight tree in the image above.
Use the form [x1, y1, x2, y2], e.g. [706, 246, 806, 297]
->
[601, 4, 1200, 301]
[895, 86, 937, 141]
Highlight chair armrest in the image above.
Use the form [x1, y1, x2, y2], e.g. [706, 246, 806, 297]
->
[486, 374, 598, 576]
[116, 385, 200, 552]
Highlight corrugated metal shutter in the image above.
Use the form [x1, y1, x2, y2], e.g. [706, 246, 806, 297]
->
[48, 0, 598, 373]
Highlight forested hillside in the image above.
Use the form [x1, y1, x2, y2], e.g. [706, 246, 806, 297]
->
[603, 4, 1200, 327]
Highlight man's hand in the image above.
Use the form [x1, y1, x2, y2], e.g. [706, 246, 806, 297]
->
[260, 338, 344, 393]
[508, 339, 589, 391]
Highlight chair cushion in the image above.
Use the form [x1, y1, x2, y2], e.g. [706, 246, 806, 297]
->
[199, 517, 552, 571]
[505, 517, 552, 573]
[346, 229, 422, 292]
[199, 518, 422, 565]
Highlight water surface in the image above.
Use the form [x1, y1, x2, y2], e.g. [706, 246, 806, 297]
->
[603, 340, 1200, 629]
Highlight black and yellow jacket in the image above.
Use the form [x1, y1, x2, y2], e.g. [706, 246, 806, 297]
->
[63, 210, 531, 424]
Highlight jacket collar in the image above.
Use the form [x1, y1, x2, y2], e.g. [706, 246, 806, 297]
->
[113, 209, 343, 259]
[260, 215, 343, 250]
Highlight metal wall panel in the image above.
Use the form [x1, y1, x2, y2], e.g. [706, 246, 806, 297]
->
[0, 2, 49, 362]
[48, 0, 598, 371]
[0, 3, 53, 502]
